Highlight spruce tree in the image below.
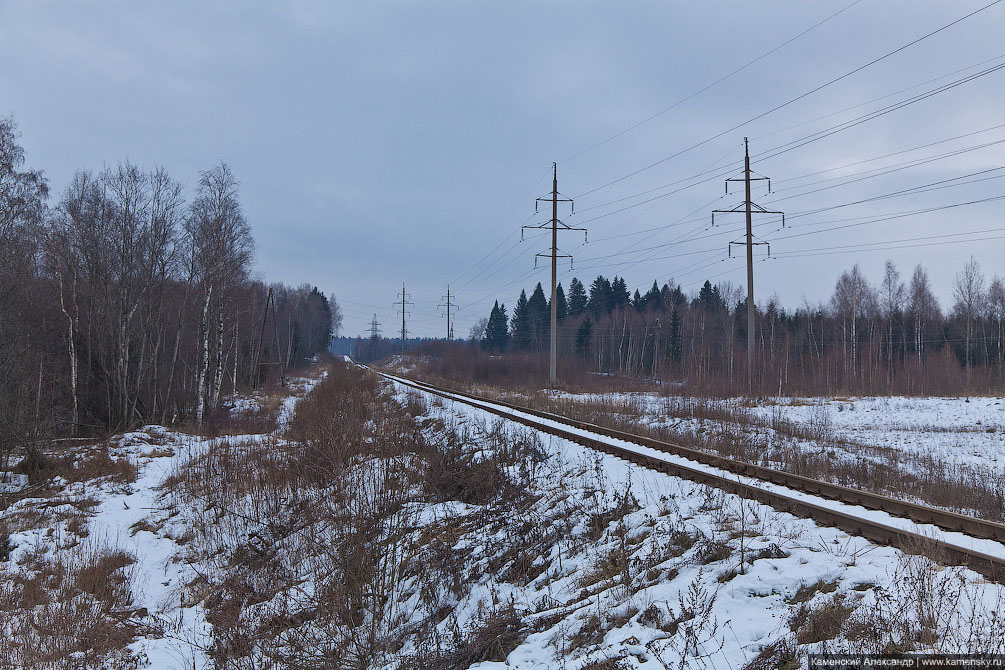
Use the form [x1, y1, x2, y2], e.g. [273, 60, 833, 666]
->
[568, 278, 587, 316]
[588, 276, 613, 314]
[483, 301, 509, 351]
[527, 283, 548, 349]
[510, 290, 531, 351]
[611, 276, 630, 309]
[555, 283, 568, 322]
[668, 308, 682, 363]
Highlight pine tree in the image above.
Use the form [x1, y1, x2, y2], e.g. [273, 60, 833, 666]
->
[568, 278, 587, 316]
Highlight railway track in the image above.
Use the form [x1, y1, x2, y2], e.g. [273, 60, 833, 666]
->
[371, 367, 1005, 583]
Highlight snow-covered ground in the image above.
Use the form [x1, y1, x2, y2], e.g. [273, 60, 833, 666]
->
[386, 381, 1005, 667]
[4, 370, 1004, 669]
[2, 426, 215, 667]
[748, 395, 1005, 472]
[540, 391, 1005, 473]
[0, 373, 323, 669]
[524, 389, 1005, 518]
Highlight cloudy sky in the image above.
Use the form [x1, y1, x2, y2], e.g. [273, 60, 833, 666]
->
[2, 1, 1003, 338]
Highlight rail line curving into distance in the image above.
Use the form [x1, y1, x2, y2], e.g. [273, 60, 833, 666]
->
[367, 366, 1005, 583]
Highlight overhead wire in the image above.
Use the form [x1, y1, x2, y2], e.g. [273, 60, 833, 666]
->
[572, 0, 1002, 199]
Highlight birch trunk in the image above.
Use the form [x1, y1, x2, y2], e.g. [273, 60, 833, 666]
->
[211, 300, 225, 409]
[195, 285, 213, 426]
[59, 273, 79, 436]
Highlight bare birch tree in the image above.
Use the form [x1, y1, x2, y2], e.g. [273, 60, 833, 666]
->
[952, 256, 986, 387]
[185, 162, 254, 423]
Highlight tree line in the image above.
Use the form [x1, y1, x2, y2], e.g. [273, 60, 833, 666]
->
[0, 117, 340, 461]
[470, 259, 1005, 395]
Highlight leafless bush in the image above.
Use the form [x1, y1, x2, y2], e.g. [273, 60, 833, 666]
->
[741, 637, 799, 670]
[56, 444, 138, 484]
[0, 542, 148, 669]
[582, 657, 631, 670]
[843, 553, 1005, 654]
[406, 602, 525, 670]
[645, 573, 723, 670]
[789, 593, 855, 645]
[423, 431, 508, 506]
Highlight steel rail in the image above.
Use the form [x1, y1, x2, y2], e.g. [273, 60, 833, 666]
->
[373, 368, 1005, 583]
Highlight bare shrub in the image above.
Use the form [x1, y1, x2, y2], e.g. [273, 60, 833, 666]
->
[59, 445, 138, 484]
[170, 361, 555, 668]
[789, 593, 855, 645]
[408, 602, 525, 669]
[742, 637, 799, 670]
[582, 658, 631, 670]
[423, 432, 508, 506]
[453, 602, 525, 665]
[0, 543, 146, 669]
[646, 574, 723, 668]
[843, 553, 1005, 654]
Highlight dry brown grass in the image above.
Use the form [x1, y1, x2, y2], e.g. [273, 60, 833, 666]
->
[0, 542, 151, 669]
[789, 593, 855, 645]
[460, 388, 1005, 522]
[59, 445, 138, 484]
[194, 394, 283, 437]
[167, 360, 566, 668]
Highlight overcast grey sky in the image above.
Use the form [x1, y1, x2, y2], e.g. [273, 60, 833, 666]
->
[2, 1, 1003, 338]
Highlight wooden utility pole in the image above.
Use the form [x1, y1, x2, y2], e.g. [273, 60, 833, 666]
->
[439, 286, 458, 340]
[524, 163, 585, 385]
[712, 139, 784, 391]
[393, 283, 413, 353]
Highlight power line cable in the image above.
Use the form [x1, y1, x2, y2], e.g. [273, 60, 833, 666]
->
[573, 0, 1003, 199]
[558, 0, 864, 163]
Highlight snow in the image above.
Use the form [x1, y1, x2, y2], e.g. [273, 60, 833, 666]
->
[7, 367, 1004, 668]
[382, 373, 1005, 667]
[747, 395, 1005, 472]
[1, 374, 326, 669]
[2, 427, 216, 667]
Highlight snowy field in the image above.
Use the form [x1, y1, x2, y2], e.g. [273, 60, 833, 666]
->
[3, 369, 1005, 669]
[525, 390, 1005, 518]
[390, 384, 1005, 668]
[538, 391, 1005, 469]
[748, 395, 1005, 472]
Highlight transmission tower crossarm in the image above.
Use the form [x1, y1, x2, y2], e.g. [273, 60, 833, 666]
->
[709, 138, 784, 391]
[438, 286, 459, 341]
[393, 282, 414, 353]
[522, 163, 586, 386]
